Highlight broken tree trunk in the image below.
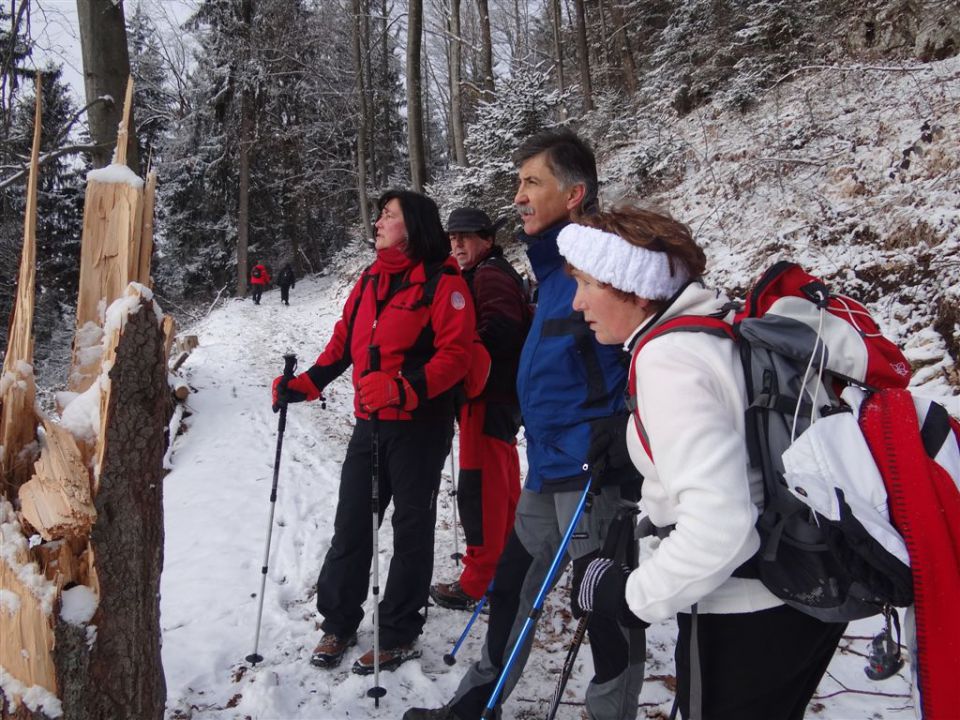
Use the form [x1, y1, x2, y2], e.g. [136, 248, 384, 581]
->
[0, 75, 41, 492]
[56, 294, 168, 720]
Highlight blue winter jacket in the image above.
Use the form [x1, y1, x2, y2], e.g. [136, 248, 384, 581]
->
[517, 223, 631, 493]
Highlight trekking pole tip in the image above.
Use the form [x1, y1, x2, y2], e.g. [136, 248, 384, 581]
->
[245, 653, 263, 665]
[443, 652, 456, 666]
[368, 686, 387, 704]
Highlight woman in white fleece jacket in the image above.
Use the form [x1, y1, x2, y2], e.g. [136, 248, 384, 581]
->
[559, 206, 846, 720]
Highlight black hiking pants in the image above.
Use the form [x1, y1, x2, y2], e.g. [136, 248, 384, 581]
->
[251, 285, 263, 304]
[316, 416, 452, 648]
[280, 284, 291, 304]
[675, 605, 846, 720]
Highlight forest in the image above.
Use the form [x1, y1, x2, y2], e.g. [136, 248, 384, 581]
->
[2, 0, 956, 396]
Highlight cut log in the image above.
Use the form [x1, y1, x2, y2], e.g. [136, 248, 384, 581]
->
[18, 418, 96, 543]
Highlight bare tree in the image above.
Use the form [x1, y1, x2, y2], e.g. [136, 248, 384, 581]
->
[352, 0, 374, 239]
[551, 0, 567, 116]
[76, 0, 140, 171]
[476, 0, 495, 101]
[236, 0, 254, 298]
[607, 0, 638, 93]
[448, 0, 467, 165]
[573, 0, 593, 111]
[407, 0, 427, 189]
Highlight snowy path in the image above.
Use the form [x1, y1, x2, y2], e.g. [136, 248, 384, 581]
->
[160, 264, 917, 720]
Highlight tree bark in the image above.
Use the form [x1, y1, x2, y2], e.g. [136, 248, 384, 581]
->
[607, 0, 638, 93]
[406, 0, 427, 190]
[236, 0, 254, 298]
[551, 0, 567, 118]
[573, 0, 593, 111]
[75, 0, 139, 172]
[56, 304, 168, 720]
[475, 0, 495, 101]
[449, 0, 467, 166]
[351, 0, 373, 240]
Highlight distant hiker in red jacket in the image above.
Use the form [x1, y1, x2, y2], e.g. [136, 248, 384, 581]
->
[271, 189, 477, 675]
[430, 207, 531, 611]
[250, 262, 270, 305]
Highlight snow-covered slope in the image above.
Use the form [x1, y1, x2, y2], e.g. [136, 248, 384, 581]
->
[163, 253, 923, 720]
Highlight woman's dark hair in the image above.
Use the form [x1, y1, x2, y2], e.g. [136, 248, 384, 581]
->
[377, 189, 448, 263]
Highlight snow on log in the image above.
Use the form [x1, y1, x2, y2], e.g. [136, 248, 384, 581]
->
[0, 500, 61, 718]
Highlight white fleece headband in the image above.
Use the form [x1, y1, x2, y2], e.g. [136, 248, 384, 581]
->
[557, 223, 690, 299]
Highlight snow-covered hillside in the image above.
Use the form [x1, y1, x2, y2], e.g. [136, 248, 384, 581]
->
[161, 54, 959, 720]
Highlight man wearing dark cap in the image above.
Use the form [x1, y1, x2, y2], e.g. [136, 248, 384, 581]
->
[430, 207, 532, 610]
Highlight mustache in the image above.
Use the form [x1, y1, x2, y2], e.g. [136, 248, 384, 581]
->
[515, 205, 533, 216]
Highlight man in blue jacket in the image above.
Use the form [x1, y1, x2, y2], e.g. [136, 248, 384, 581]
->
[405, 130, 644, 719]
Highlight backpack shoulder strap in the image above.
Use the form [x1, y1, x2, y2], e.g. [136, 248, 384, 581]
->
[626, 316, 735, 460]
[411, 260, 458, 309]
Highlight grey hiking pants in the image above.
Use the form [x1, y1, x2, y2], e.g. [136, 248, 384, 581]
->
[449, 486, 645, 720]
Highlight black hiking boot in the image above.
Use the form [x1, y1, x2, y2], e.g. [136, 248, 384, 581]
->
[402, 706, 459, 720]
[351, 643, 421, 675]
[429, 580, 478, 611]
[309, 632, 356, 668]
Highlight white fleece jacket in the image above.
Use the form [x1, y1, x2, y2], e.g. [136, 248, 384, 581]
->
[623, 284, 783, 623]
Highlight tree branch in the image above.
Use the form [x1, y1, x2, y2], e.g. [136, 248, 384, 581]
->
[0, 142, 107, 190]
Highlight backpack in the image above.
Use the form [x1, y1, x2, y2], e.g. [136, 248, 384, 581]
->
[251, 266, 262, 279]
[626, 261, 959, 625]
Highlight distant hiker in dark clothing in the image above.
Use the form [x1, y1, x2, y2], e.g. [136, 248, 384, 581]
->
[277, 265, 296, 305]
[430, 207, 531, 611]
[565, 206, 846, 720]
[271, 190, 479, 676]
[250, 263, 270, 304]
[405, 130, 643, 720]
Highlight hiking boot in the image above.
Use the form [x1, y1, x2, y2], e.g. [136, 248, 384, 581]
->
[309, 632, 356, 668]
[351, 643, 422, 675]
[429, 580, 478, 611]
[401, 706, 459, 720]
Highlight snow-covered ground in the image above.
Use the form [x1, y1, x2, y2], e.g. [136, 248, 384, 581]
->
[161, 55, 960, 720]
[162, 265, 924, 720]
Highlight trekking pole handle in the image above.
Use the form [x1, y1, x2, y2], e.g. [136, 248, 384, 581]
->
[282, 352, 297, 380]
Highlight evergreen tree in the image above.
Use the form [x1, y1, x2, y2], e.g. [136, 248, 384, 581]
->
[128, 1, 176, 166]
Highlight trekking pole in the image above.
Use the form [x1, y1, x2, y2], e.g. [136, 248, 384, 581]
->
[481, 478, 594, 719]
[545, 505, 638, 720]
[245, 352, 298, 665]
[366, 345, 387, 707]
[449, 445, 463, 567]
[443, 581, 493, 666]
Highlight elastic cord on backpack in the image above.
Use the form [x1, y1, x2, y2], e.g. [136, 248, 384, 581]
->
[791, 306, 829, 441]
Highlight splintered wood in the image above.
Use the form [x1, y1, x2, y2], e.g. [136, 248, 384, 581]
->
[18, 418, 96, 542]
[0, 76, 41, 490]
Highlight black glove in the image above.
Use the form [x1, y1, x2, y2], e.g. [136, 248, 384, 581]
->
[587, 413, 632, 482]
[577, 558, 648, 628]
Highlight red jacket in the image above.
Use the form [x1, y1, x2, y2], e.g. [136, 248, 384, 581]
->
[250, 264, 270, 286]
[308, 255, 476, 421]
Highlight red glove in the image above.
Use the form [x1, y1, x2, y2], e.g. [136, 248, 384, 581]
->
[357, 371, 418, 412]
[272, 371, 323, 412]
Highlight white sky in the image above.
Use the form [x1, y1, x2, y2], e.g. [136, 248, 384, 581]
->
[27, 0, 198, 104]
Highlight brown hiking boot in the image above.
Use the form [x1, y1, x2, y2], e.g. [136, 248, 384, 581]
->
[429, 580, 478, 611]
[309, 632, 356, 668]
[351, 643, 422, 675]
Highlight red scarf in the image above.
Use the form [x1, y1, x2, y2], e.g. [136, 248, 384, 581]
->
[372, 246, 416, 300]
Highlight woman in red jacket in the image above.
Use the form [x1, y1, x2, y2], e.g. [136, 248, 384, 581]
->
[272, 190, 476, 674]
